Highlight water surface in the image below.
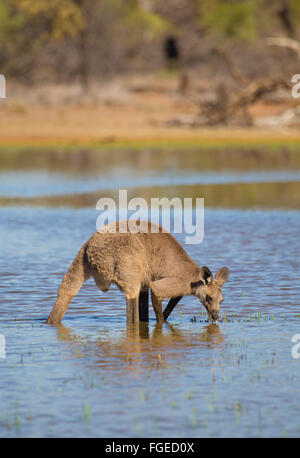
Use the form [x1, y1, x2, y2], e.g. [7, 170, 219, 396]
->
[0, 146, 299, 438]
[0, 207, 299, 437]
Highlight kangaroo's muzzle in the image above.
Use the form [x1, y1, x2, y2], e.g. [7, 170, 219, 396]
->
[210, 310, 219, 322]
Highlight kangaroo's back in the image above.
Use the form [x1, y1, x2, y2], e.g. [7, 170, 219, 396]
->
[85, 220, 199, 281]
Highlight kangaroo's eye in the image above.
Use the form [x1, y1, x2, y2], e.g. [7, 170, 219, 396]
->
[206, 295, 212, 302]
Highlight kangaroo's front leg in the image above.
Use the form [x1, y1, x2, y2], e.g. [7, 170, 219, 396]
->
[150, 277, 188, 321]
[163, 296, 182, 321]
[150, 291, 164, 322]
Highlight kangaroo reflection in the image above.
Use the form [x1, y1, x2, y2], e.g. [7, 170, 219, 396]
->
[54, 321, 223, 370]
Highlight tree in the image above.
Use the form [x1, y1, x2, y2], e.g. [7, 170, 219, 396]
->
[197, 0, 260, 40]
[0, 0, 299, 83]
[14, 0, 84, 40]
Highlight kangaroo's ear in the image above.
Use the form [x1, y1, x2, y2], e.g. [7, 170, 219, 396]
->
[200, 266, 213, 285]
[215, 267, 229, 286]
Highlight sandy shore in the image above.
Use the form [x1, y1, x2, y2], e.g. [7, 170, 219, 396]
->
[0, 76, 300, 150]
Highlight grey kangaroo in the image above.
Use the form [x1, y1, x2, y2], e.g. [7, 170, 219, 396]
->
[46, 220, 229, 324]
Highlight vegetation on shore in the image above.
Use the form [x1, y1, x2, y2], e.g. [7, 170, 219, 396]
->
[1, 130, 300, 155]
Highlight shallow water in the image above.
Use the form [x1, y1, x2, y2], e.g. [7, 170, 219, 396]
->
[0, 206, 300, 437]
[0, 148, 300, 437]
[1, 169, 300, 198]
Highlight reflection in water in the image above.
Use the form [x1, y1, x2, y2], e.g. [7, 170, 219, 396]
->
[1, 147, 300, 173]
[1, 180, 300, 209]
[2, 169, 300, 198]
[54, 321, 223, 370]
[1, 146, 300, 208]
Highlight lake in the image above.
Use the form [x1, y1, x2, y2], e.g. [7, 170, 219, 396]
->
[0, 146, 299, 437]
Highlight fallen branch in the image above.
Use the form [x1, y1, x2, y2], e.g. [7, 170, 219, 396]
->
[266, 37, 300, 58]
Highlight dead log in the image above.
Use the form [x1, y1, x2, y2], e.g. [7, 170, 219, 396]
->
[198, 77, 290, 126]
[267, 37, 300, 58]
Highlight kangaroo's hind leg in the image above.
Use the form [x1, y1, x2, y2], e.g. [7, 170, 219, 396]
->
[126, 296, 140, 324]
[139, 289, 149, 322]
[46, 245, 91, 324]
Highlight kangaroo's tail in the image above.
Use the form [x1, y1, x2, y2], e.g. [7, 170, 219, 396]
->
[46, 243, 91, 324]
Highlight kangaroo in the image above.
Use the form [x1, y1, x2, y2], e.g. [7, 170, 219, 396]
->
[46, 220, 229, 325]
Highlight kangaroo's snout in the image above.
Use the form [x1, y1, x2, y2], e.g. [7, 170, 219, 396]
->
[210, 310, 219, 322]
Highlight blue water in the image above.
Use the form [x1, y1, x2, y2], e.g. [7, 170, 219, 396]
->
[0, 206, 299, 437]
[1, 169, 300, 197]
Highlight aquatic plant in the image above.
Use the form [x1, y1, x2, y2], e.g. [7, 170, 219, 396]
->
[83, 402, 91, 424]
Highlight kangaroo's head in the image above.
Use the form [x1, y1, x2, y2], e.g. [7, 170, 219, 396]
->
[191, 266, 229, 322]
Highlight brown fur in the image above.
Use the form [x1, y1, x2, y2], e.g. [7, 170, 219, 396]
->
[46, 221, 229, 324]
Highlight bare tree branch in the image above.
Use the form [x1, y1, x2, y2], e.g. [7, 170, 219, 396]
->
[267, 37, 300, 58]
